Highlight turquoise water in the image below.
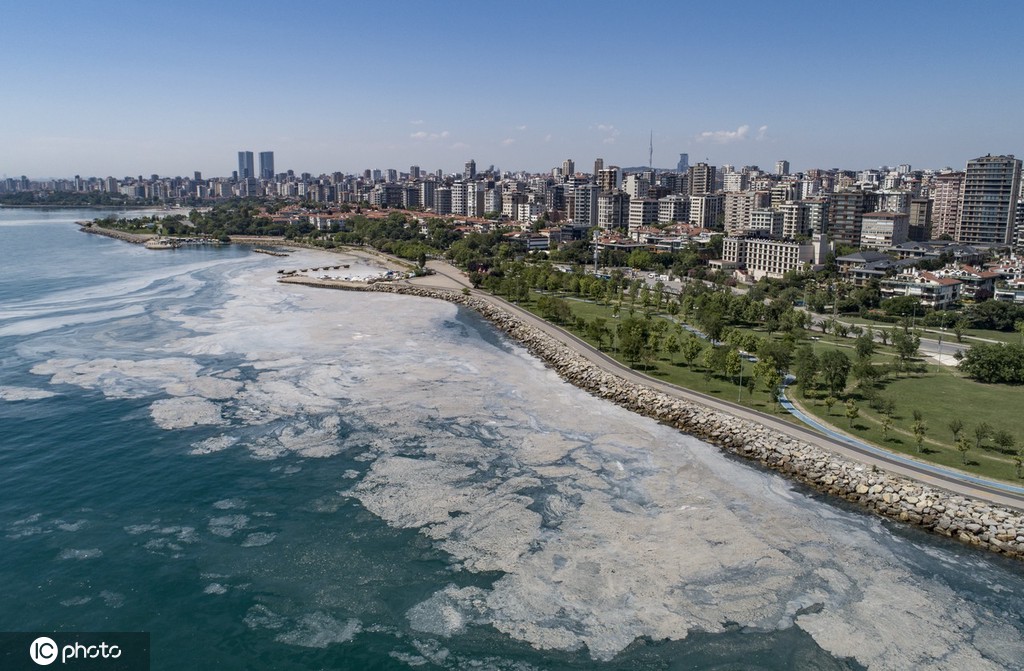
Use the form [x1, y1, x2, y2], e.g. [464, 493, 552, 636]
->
[1, 208, 1023, 670]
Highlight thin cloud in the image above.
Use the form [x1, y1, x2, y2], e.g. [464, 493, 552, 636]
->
[544, 134, 552, 142]
[696, 124, 751, 144]
[410, 130, 450, 141]
[501, 138, 515, 146]
[410, 119, 425, 125]
[515, 125, 527, 131]
[756, 125, 769, 141]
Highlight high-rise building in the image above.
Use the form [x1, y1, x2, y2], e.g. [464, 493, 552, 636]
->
[628, 198, 659, 230]
[775, 160, 790, 176]
[723, 191, 761, 235]
[593, 158, 604, 176]
[689, 193, 724, 228]
[238, 151, 254, 180]
[930, 172, 964, 239]
[572, 184, 598, 227]
[562, 159, 575, 179]
[908, 198, 932, 241]
[259, 151, 274, 180]
[688, 163, 715, 196]
[622, 174, 649, 200]
[829, 189, 876, 247]
[410, 165, 421, 180]
[956, 154, 1022, 245]
[463, 159, 477, 180]
[597, 190, 630, 229]
[597, 167, 621, 193]
[677, 153, 689, 173]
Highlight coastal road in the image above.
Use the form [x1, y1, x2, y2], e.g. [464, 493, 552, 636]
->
[409, 261, 1024, 511]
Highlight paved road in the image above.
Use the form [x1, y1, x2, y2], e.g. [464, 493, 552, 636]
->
[404, 260, 1024, 511]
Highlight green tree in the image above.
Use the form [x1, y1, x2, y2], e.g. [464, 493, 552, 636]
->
[665, 333, 680, 361]
[844, 399, 859, 427]
[855, 331, 876, 360]
[912, 412, 928, 453]
[973, 422, 992, 450]
[724, 348, 742, 381]
[953, 317, 970, 344]
[948, 418, 964, 443]
[824, 395, 838, 414]
[753, 357, 782, 405]
[994, 429, 1017, 454]
[956, 436, 972, 465]
[757, 338, 794, 373]
[957, 342, 1024, 384]
[881, 416, 893, 441]
[792, 345, 820, 397]
[820, 350, 852, 396]
[680, 335, 704, 367]
[891, 326, 921, 375]
[617, 317, 650, 366]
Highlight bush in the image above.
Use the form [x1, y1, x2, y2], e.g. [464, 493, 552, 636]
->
[958, 343, 1024, 384]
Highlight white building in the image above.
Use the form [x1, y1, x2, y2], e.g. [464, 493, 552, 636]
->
[628, 198, 659, 231]
[658, 194, 688, 224]
[723, 234, 828, 280]
[749, 208, 783, 236]
[689, 193, 724, 228]
[861, 211, 910, 250]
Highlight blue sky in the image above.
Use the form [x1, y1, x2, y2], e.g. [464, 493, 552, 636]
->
[3, 1, 1023, 179]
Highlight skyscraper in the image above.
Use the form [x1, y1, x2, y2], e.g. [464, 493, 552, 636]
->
[238, 151, 254, 180]
[463, 159, 476, 180]
[259, 151, 275, 180]
[956, 154, 1022, 245]
[930, 172, 964, 239]
[688, 163, 716, 196]
[677, 153, 689, 173]
[775, 160, 790, 176]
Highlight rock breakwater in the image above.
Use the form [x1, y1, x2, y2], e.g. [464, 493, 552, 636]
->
[287, 277, 1024, 561]
[78, 223, 154, 244]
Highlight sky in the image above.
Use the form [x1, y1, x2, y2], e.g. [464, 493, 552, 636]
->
[3, 1, 1023, 179]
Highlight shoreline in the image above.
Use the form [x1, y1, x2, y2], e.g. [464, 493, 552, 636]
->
[286, 277, 1024, 562]
[229, 236, 414, 273]
[78, 222, 155, 244]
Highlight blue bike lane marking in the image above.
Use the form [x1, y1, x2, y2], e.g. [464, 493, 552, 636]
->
[778, 379, 1024, 497]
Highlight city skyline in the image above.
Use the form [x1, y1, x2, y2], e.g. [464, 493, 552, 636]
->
[3, 1, 1024, 178]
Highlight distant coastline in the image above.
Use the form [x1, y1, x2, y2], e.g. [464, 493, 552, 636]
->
[0, 203, 162, 210]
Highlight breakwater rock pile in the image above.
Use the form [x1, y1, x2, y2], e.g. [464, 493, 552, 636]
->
[293, 278, 1024, 560]
[78, 223, 154, 244]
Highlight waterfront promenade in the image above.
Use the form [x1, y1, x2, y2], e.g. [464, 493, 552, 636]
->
[405, 260, 1024, 512]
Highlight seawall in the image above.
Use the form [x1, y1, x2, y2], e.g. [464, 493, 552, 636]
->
[78, 223, 155, 244]
[285, 277, 1024, 561]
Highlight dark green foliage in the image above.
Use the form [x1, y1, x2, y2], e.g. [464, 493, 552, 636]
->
[958, 343, 1024, 384]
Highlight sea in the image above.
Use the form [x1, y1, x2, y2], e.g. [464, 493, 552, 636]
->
[1, 206, 1023, 671]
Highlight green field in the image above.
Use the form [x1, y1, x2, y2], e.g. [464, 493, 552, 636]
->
[514, 289, 1024, 483]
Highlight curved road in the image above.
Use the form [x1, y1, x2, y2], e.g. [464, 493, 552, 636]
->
[409, 261, 1024, 511]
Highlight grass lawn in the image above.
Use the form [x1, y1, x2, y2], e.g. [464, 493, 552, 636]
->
[516, 293, 799, 422]
[793, 363, 1024, 482]
[514, 289, 1024, 484]
[827, 313, 1022, 346]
